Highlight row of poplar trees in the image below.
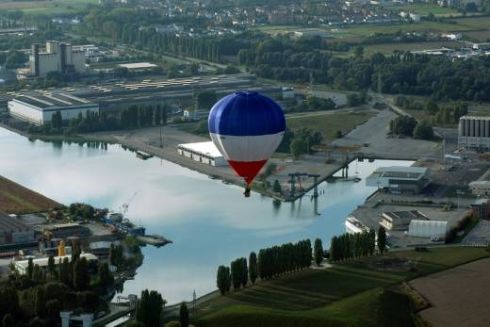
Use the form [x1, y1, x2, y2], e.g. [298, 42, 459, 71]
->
[330, 227, 387, 262]
[216, 239, 312, 295]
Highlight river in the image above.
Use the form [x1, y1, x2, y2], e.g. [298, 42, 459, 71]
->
[0, 127, 412, 304]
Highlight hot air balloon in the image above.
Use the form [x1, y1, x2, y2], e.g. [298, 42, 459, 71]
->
[208, 91, 286, 197]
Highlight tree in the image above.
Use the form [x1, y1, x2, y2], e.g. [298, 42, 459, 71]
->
[136, 289, 165, 327]
[45, 299, 61, 324]
[413, 121, 434, 140]
[32, 264, 44, 283]
[216, 265, 230, 295]
[249, 252, 258, 284]
[98, 262, 114, 290]
[35, 287, 45, 318]
[230, 259, 242, 290]
[378, 226, 387, 254]
[73, 257, 89, 291]
[179, 302, 189, 327]
[354, 45, 364, 59]
[47, 255, 55, 278]
[391, 116, 417, 137]
[290, 138, 307, 158]
[195, 91, 217, 110]
[240, 257, 248, 288]
[2, 314, 14, 327]
[51, 111, 63, 130]
[272, 180, 282, 193]
[27, 258, 34, 279]
[314, 238, 323, 266]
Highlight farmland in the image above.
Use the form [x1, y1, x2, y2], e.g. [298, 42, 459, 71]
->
[0, 175, 60, 214]
[197, 247, 490, 327]
[0, 0, 97, 16]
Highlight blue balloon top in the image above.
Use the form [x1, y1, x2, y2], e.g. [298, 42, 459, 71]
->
[208, 91, 286, 136]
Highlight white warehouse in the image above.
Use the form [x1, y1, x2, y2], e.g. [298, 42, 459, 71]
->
[177, 141, 227, 166]
[408, 220, 448, 239]
[8, 92, 99, 125]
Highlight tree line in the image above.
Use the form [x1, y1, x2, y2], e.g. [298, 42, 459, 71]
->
[217, 239, 313, 295]
[330, 227, 386, 262]
[0, 251, 115, 326]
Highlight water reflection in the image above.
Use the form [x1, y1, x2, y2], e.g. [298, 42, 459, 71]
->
[0, 127, 413, 303]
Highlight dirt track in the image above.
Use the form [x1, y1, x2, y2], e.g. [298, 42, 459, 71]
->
[410, 258, 490, 327]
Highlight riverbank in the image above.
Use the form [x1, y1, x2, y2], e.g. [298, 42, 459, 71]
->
[0, 175, 61, 214]
[1, 106, 441, 203]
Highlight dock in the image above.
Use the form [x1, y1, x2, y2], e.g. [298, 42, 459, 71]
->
[136, 150, 153, 160]
[137, 234, 172, 247]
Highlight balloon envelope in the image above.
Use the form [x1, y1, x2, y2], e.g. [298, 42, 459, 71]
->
[208, 91, 286, 186]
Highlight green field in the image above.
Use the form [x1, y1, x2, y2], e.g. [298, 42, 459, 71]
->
[197, 247, 490, 327]
[257, 16, 490, 43]
[383, 3, 460, 17]
[286, 110, 375, 143]
[0, 0, 97, 16]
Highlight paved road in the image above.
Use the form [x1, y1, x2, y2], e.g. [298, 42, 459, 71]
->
[332, 109, 441, 160]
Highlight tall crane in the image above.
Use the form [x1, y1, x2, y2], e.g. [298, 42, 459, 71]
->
[120, 192, 138, 215]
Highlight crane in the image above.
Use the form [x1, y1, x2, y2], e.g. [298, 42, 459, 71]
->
[120, 192, 138, 215]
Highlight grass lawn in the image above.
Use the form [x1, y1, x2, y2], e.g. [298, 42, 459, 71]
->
[286, 110, 375, 143]
[0, 0, 97, 16]
[197, 246, 490, 327]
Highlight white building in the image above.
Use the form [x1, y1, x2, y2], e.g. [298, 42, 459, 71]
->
[469, 180, 490, 196]
[24, 41, 87, 78]
[345, 216, 370, 234]
[366, 166, 431, 194]
[409, 13, 421, 22]
[8, 92, 98, 125]
[177, 141, 227, 166]
[14, 252, 98, 275]
[458, 116, 490, 150]
[118, 62, 158, 72]
[408, 220, 448, 239]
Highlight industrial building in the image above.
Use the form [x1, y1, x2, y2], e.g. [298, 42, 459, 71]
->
[472, 199, 490, 219]
[408, 220, 448, 239]
[177, 141, 227, 166]
[366, 166, 431, 194]
[14, 252, 98, 275]
[379, 210, 429, 231]
[0, 212, 35, 246]
[24, 41, 87, 78]
[42, 222, 91, 239]
[458, 116, 490, 150]
[345, 216, 370, 234]
[469, 180, 490, 196]
[8, 92, 98, 125]
[118, 62, 159, 72]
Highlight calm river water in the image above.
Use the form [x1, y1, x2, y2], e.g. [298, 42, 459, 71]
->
[0, 127, 411, 304]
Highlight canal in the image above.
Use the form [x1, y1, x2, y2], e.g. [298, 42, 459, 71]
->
[0, 127, 412, 304]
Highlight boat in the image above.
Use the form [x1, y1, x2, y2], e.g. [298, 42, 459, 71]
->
[136, 151, 153, 160]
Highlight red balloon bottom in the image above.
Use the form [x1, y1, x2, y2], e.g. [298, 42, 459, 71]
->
[228, 160, 268, 186]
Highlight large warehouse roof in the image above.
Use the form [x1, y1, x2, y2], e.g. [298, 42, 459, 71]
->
[14, 92, 93, 109]
[177, 141, 223, 158]
[0, 212, 31, 233]
[369, 166, 428, 180]
[118, 62, 158, 69]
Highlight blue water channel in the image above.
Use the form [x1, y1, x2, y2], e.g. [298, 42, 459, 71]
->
[0, 127, 412, 303]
